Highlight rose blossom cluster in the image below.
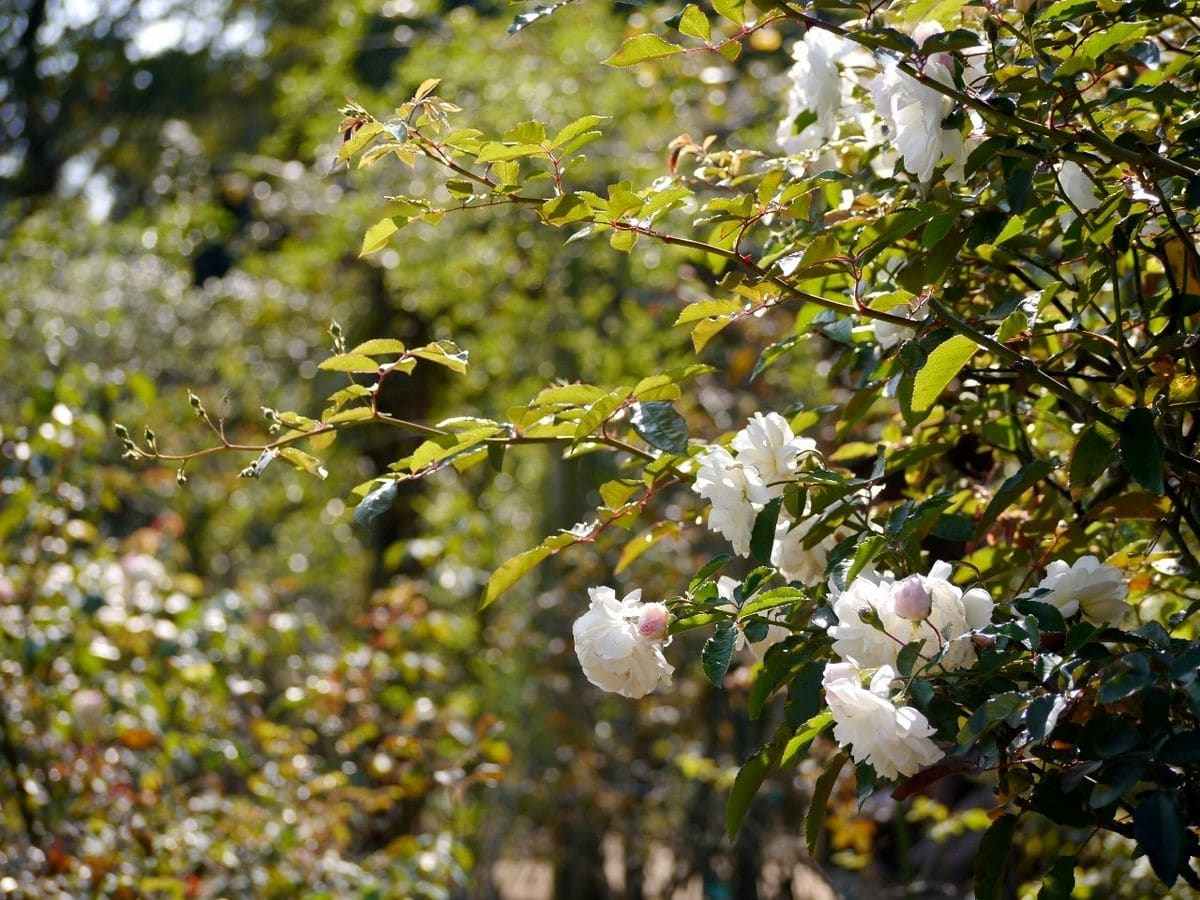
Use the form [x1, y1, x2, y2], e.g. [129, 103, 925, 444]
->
[818, 561, 991, 778]
[779, 21, 988, 186]
[572, 587, 674, 699]
[692, 412, 836, 582]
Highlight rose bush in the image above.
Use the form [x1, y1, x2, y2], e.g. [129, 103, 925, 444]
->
[132, 0, 1200, 891]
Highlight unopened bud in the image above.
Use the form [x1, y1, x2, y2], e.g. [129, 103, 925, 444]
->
[636, 603, 670, 642]
[113, 423, 129, 440]
[893, 575, 932, 621]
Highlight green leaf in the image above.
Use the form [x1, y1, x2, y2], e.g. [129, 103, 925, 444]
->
[481, 533, 578, 609]
[278, 448, 328, 480]
[609, 229, 638, 252]
[691, 316, 734, 352]
[902, 0, 970, 25]
[629, 401, 688, 454]
[677, 4, 711, 41]
[615, 521, 680, 574]
[354, 480, 399, 525]
[726, 741, 775, 839]
[337, 122, 385, 163]
[749, 497, 783, 564]
[603, 34, 684, 67]
[551, 115, 608, 149]
[503, 120, 547, 144]
[541, 194, 592, 227]
[806, 751, 848, 855]
[350, 338, 407, 356]
[974, 815, 1018, 900]
[675, 298, 742, 325]
[1132, 791, 1185, 886]
[1119, 408, 1165, 494]
[318, 353, 382, 373]
[360, 217, 400, 256]
[911, 335, 978, 414]
[574, 392, 626, 440]
[701, 623, 738, 686]
[1037, 858, 1075, 900]
[781, 711, 832, 767]
[411, 340, 470, 374]
[1069, 424, 1115, 491]
[711, 0, 745, 25]
[1080, 22, 1143, 58]
[739, 586, 804, 619]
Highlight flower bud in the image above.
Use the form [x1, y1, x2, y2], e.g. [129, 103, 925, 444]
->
[636, 602, 670, 642]
[893, 575, 932, 622]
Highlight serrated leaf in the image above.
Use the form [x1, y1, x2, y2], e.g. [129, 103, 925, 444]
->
[1037, 857, 1076, 900]
[691, 316, 734, 352]
[1119, 408, 1165, 494]
[551, 115, 608, 149]
[604, 33, 684, 67]
[482, 545, 552, 609]
[323, 406, 374, 425]
[711, 0, 744, 24]
[677, 4, 711, 41]
[749, 497, 783, 564]
[318, 353, 382, 373]
[806, 751, 848, 855]
[278, 448, 328, 480]
[338, 122, 385, 163]
[536, 383, 607, 405]
[726, 741, 774, 839]
[629, 401, 688, 454]
[1132, 791, 1185, 886]
[974, 815, 1018, 900]
[911, 335, 978, 414]
[411, 341, 469, 374]
[354, 480, 399, 525]
[350, 338, 407, 356]
[701, 623, 738, 686]
[739, 586, 804, 619]
[616, 521, 681, 574]
[675, 298, 742, 325]
[360, 217, 400, 256]
[541, 193, 591, 227]
[1069, 424, 1114, 491]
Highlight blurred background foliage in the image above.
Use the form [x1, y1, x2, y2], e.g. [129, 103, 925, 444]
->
[1, 0, 1192, 897]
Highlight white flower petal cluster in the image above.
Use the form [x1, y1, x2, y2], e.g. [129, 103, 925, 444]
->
[692, 413, 816, 556]
[776, 29, 875, 156]
[869, 24, 985, 184]
[870, 304, 918, 350]
[1056, 160, 1100, 216]
[573, 587, 674, 699]
[732, 412, 817, 492]
[823, 661, 942, 779]
[829, 561, 994, 672]
[771, 513, 840, 585]
[1032, 556, 1129, 626]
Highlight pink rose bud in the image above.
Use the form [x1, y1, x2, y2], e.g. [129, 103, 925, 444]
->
[893, 576, 932, 621]
[637, 603, 670, 642]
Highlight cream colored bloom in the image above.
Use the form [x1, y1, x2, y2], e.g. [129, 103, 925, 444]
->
[731, 412, 816, 497]
[771, 512, 839, 585]
[823, 661, 942, 779]
[692, 446, 770, 556]
[1032, 556, 1129, 626]
[869, 24, 985, 184]
[829, 561, 993, 671]
[573, 587, 674, 699]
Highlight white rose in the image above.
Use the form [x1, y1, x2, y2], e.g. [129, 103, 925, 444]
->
[731, 412, 816, 497]
[823, 661, 943, 779]
[829, 561, 993, 671]
[1032, 556, 1129, 626]
[692, 445, 771, 556]
[573, 587, 674, 699]
[771, 512, 839, 585]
